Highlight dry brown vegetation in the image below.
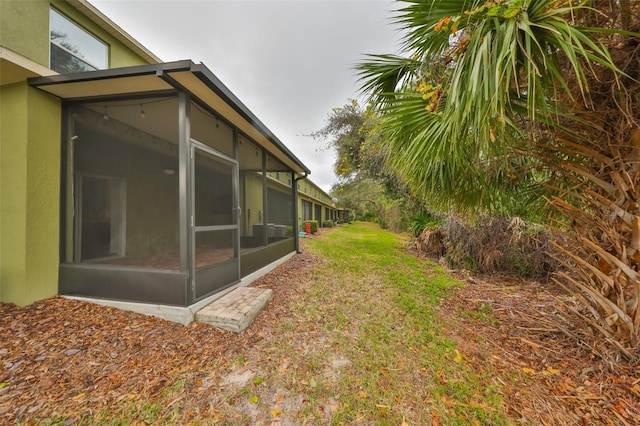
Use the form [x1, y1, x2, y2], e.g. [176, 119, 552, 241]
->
[1, 226, 639, 424]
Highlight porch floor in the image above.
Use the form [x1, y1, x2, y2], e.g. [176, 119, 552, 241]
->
[194, 287, 273, 333]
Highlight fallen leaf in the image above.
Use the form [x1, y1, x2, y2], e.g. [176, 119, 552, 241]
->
[249, 395, 258, 404]
[522, 367, 536, 376]
[542, 366, 560, 376]
[271, 407, 281, 417]
[376, 404, 389, 416]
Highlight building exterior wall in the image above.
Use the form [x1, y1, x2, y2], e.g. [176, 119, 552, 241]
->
[1, 0, 311, 309]
[0, 1, 150, 70]
[0, 1, 50, 66]
[296, 179, 337, 229]
[0, 0, 156, 305]
[0, 82, 61, 305]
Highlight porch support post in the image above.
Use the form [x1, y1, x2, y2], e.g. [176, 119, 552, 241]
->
[261, 151, 268, 246]
[178, 92, 193, 304]
[293, 172, 308, 254]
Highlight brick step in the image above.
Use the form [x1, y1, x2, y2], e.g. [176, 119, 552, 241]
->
[194, 287, 273, 333]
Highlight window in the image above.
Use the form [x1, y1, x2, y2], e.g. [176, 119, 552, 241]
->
[50, 8, 107, 73]
[302, 200, 313, 221]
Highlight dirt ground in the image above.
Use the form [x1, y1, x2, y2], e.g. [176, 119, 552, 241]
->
[435, 268, 640, 425]
[1, 235, 639, 424]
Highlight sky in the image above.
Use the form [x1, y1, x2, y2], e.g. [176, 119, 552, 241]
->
[91, 0, 403, 194]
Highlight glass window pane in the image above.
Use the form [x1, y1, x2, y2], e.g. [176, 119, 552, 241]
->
[50, 8, 107, 72]
[51, 43, 97, 73]
[302, 200, 313, 221]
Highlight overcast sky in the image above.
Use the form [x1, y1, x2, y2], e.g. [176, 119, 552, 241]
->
[91, 0, 402, 193]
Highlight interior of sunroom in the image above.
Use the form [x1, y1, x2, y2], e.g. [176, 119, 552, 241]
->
[60, 94, 296, 306]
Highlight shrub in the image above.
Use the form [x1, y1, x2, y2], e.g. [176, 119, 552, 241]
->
[408, 212, 441, 236]
[414, 215, 560, 279]
[322, 220, 335, 228]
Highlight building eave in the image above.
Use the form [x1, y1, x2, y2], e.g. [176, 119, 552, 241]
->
[28, 60, 310, 174]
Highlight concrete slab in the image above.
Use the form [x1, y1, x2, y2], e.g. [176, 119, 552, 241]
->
[194, 287, 273, 333]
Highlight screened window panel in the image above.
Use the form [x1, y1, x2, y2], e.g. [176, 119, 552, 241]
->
[195, 230, 236, 270]
[190, 102, 234, 158]
[194, 149, 234, 227]
[266, 184, 294, 244]
[70, 98, 180, 270]
[239, 136, 266, 249]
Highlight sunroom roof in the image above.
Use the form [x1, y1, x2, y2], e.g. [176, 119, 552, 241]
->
[28, 60, 310, 175]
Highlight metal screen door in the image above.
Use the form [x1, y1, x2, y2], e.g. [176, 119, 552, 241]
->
[191, 145, 240, 300]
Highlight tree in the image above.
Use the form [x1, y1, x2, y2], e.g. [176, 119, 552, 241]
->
[358, 0, 640, 354]
[313, 100, 423, 230]
[312, 99, 388, 181]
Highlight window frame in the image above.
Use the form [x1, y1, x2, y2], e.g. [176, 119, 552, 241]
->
[49, 7, 108, 73]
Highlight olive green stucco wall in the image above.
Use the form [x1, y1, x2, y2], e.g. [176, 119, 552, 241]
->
[0, 82, 61, 305]
[0, 0, 155, 305]
[0, 1, 50, 65]
[0, 1, 150, 70]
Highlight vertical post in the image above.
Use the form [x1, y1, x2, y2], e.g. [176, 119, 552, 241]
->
[292, 172, 299, 253]
[293, 173, 308, 254]
[233, 128, 241, 279]
[61, 103, 73, 263]
[262, 150, 268, 246]
[178, 92, 192, 303]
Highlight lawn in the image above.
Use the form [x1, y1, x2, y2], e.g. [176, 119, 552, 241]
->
[1, 222, 637, 425]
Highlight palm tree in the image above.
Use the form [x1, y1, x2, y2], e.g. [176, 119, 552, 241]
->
[358, 0, 640, 354]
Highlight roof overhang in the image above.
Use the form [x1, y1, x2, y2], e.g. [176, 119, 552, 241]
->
[28, 60, 310, 175]
[0, 47, 58, 86]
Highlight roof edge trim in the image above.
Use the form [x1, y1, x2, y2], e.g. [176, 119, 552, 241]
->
[189, 63, 311, 174]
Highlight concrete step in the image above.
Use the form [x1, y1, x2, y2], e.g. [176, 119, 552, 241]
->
[194, 287, 273, 333]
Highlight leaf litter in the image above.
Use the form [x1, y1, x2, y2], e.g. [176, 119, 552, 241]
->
[1, 226, 638, 424]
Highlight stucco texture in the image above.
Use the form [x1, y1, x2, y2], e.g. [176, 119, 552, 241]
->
[1, 83, 60, 305]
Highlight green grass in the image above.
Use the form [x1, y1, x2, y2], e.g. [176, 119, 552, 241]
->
[260, 222, 509, 425]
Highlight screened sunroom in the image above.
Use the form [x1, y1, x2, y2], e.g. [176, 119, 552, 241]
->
[30, 60, 309, 307]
